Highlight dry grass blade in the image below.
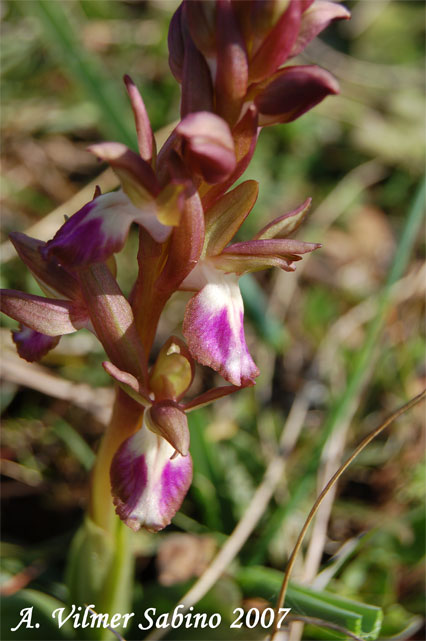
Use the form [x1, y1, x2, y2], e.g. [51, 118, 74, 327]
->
[270, 389, 426, 640]
[1, 339, 113, 424]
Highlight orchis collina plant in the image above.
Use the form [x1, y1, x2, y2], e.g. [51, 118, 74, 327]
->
[1, 0, 349, 578]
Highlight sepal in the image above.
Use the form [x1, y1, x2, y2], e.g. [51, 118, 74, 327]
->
[124, 75, 156, 163]
[255, 65, 340, 125]
[291, 1, 351, 58]
[0, 290, 88, 336]
[89, 143, 159, 205]
[254, 197, 312, 239]
[204, 180, 259, 257]
[10, 232, 80, 300]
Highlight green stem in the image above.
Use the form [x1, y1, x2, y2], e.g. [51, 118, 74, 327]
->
[90, 388, 143, 533]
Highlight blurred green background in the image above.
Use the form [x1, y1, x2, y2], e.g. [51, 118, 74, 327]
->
[1, 1, 425, 640]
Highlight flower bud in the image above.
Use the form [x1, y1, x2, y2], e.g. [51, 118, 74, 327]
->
[146, 401, 190, 457]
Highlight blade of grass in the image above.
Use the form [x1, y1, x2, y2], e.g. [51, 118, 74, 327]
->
[25, 1, 137, 148]
[237, 565, 382, 641]
[52, 418, 95, 472]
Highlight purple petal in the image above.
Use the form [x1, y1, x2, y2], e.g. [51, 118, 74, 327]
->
[183, 270, 259, 386]
[255, 65, 340, 125]
[110, 418, 192, 532]
[43, 191, 169, 268]
[12, 324, 60, 362]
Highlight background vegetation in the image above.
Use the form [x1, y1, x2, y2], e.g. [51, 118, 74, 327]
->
[1, 1, 425, 640]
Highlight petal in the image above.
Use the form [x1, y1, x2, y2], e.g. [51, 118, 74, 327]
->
[176, 112, 236, 184]
[291, 1, 351, 58]
[124, 75, 156, 163]
[249, 0, 302, 83]
[255, 65, 340, 125]
[183, 270, 259, 386]
[254, 197, 312, 239]
[43, 190, 169, 268]
[10, 233, 80, 301]
[110, 419, 192, 532]
[12, 324, 60, 362]
[0, 290, 88, 336]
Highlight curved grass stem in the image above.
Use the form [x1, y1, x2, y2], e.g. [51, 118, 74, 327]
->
[270, 388, 426, 640]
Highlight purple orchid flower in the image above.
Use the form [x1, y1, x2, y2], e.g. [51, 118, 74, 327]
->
[181, 182, 319, 386]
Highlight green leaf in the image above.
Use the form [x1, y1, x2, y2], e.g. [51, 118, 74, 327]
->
[66, 516, 134, 640]
[1, 589, 73, 641]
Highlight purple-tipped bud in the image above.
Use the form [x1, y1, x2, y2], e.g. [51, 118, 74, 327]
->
[176, 112, 236, 184]
[146, 401, 190, 457]
[255, 65, 339, 125]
